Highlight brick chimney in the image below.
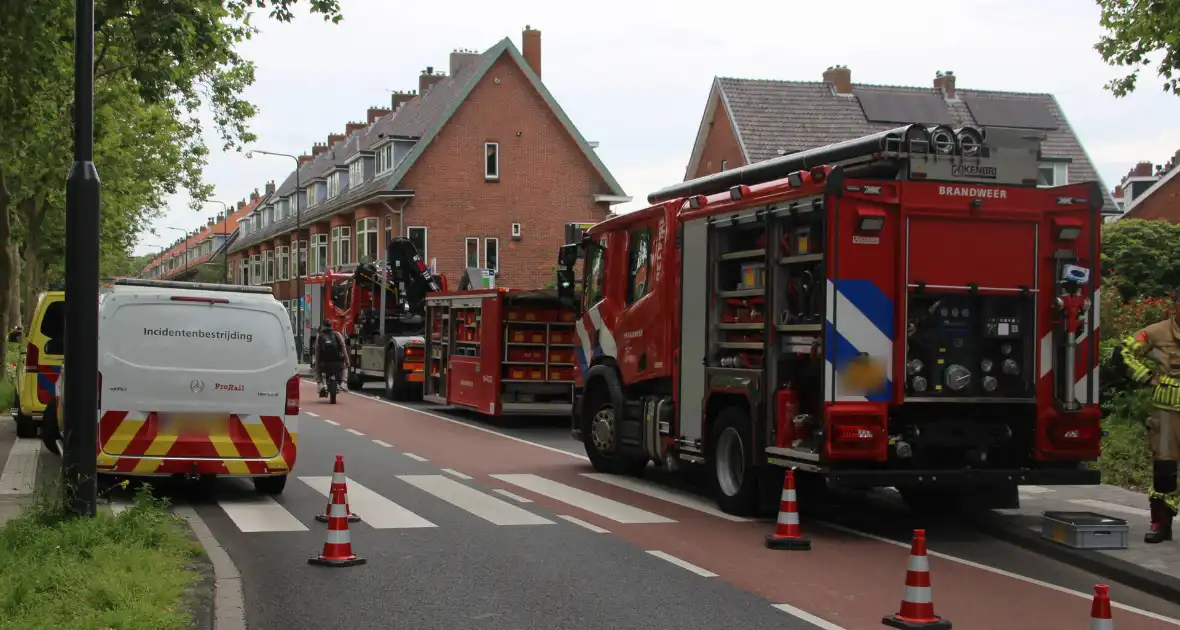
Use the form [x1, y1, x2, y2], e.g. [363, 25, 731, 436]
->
[823, 65, 852, 95]
[522, 26, 541, 79]
[419, 68, 446, 96]
[450, 49, 480, 77]
[366, 106, 391, 124]
[390, 91, 416, 111]
[327, 133, 345, 148]
[345, 121, 367, 136]
[265, 180, 275, 195]
[311, 142, 328, 157]
[298, 154, 314, 166]
[933, 70, 957, 100]
[1132, 161, 1154, 177]
[237, 200, 246, 210]
[250, 189, 260, 202]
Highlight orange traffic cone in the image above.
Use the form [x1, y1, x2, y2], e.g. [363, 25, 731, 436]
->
[308, 485, 367, 567]
[1089, 584, 1114, 629]
[882, 529, 951, 629]
[765, 469, 810, 550]
[316, 455, 361, 523]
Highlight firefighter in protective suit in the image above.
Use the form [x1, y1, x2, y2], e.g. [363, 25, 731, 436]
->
[1115, 298, 1180, 543]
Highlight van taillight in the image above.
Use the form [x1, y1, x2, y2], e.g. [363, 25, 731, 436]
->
[285, 375, 300, 415]
[24, 343, 38, 373]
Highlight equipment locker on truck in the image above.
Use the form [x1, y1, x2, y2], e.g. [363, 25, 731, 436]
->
[557, 124, 1104, 516]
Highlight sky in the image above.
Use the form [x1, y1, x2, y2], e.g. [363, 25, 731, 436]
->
[133, 0, 1180, 257]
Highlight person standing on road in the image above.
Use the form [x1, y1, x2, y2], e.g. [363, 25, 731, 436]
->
[316, 319, 350, 395]
[1115, 296, 1180, 543]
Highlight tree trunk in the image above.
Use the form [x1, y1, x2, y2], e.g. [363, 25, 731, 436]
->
[20, 196, 45, 332]
[8, 253, 21, 329]
[0, 167, 15, 375]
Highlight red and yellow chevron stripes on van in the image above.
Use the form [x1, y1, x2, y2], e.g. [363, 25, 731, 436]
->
[95, 411, 298, 476]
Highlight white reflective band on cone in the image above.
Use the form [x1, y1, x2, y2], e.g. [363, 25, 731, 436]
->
[330, 503, 349, 518]
[907, 555, 930, 572]
[325, 529, 351, 544]
[781, 489, 796, 502]
[778, 511, 799, 525]
[332, 472, 346, 484]
[903, 586, 932, 604]
[1089, 619, 1114, 630]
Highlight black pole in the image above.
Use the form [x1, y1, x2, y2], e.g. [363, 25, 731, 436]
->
[63, 0, 100, 517]
[295, 162, 303, 360]
[223, 219, 228, 283]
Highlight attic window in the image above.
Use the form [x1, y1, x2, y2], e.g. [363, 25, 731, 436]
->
[485, 142, 499, 180]
[1037, 163, 1069, 188]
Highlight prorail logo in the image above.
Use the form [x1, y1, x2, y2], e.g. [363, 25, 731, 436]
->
[938, 185, 1008, 199]
[215, 383, 244, 392]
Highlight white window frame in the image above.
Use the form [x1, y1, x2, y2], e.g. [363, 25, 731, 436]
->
[356, 218, 379, 262]
[306, 186, 317, 208]
[311, 233, 328, 275]
[378, 144, 395, 174]
[327, 172, 341, 199]
[484, 142, 499, 180]
[484, 237, 499, 274]
[384, 215, 393, 247]
[465, 237, 479, 269]
[277, 245, 289, 281]
[407, 226, 428, 263]
[251, 254, 262, 286]
[264, 250, 275, 283]
[239, 258, 249, 285]
[298, 239, 308, 278]
[1037, 162, 1069, 188]
[331, 226, 352, 267]
[349, 160, 364, 187]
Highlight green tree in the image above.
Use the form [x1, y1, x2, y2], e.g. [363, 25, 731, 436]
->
[1101, 218, 1180, 301]
[1095, 0, 1180, 96]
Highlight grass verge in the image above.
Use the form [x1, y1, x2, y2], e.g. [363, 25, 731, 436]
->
[0, 485, 204, 630]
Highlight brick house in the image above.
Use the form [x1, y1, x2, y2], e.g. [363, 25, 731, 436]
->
[1115, 152, 1180, 222]
[227, 26, 628, 306]
[141, 193, 263, 280]
[681, 66, 1115, 212]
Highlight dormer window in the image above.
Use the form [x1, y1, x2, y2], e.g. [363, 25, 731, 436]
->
[349, 159, 364, 186]
[307, 186, 318, 208]
[327, 171, 342, 199]
[376, 144, 394, 174]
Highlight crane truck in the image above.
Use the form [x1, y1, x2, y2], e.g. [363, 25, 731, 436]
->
[556, 124, 1104, 516]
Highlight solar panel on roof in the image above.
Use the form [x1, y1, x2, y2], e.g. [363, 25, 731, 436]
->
[962, 95, 1058, 130]
[854, 90, 955, 125]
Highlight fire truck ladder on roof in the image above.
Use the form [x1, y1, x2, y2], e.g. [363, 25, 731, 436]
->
[647, 124, 1048, 204]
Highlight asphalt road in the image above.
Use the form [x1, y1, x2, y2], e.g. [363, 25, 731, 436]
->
[109, 382, 1180, 630]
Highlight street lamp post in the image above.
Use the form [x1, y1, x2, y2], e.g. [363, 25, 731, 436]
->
[205, 200, 230, 283]
[248, 149, 303, 359]
[63, 0, 100, 517]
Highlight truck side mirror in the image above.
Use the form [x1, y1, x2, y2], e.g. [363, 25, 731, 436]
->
[557, 243, 579, 268]
[556, 268, 577, 306]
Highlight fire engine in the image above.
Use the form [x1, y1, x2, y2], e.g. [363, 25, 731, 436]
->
[304, 237, 444, 400]
[556, 124, 1104, 516]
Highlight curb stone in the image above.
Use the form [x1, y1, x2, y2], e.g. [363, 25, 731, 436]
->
[176, 506, 247, 630]
[975, 512, 1180, 604]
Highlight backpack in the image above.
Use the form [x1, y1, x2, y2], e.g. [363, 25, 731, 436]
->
[320, 331, 345, 362]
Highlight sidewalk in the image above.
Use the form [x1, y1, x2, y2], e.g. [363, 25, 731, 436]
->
[979, 483, 1180, 602]
[0, 419, 41, 527]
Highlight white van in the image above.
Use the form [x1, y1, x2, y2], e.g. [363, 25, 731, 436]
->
[46, 278, 300, 494]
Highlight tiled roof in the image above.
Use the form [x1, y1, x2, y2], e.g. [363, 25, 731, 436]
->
[697, 77, 1115, 212]
[141, 196, 262, 275]
[230, 36, 626, 253]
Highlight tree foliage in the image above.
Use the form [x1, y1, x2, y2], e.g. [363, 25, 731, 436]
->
[1095, 0, 1180, 97]
[1101, 219, 1180, 301]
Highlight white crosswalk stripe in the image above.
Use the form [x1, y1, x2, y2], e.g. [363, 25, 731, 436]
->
[299, 476, 437, 529]
[397, 474, 555, 526]
[491, 473, 675, 524]
[218, 496, 309, 533]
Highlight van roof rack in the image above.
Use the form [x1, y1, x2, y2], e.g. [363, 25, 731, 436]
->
[112, 278, 274, 295]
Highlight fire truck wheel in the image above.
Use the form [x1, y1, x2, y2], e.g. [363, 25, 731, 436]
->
[581, 389, 647, 476]
[385, 355, 408, 401]
[709, 406, 760, 517]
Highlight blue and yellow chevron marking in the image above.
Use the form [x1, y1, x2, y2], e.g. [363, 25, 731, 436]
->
[825, 279, 894, 402]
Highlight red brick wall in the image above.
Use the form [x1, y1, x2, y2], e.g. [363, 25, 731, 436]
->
[692, 95, 745, 179]
[396, 53, 611, 288]
[1124, 173, 1180, 223]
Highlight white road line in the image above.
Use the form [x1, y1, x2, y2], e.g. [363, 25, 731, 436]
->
[581, 473, 752, 522]
[558, 514, 610, 533]
[771, 604, 849, 630]
[491, 473, 675, 524]
[1018, 485, 1053, 494]
[305, 412, 319, 417]
[646, 550, 716, 577]
[345, 428, 365, 436]
[0, 438, 42, 495]
[403, 452, 428, 462]
[441, 468, 473, 480]
[372, 440, 394, 448]
[340, 390, 590, 461]
[321, 419, 340, 426]
[492, 489, 533, 503]
[397, 474, 554, 526]
[217, 496, 308, 533]
[817, 521, 1180, 626]
[299, 476, 436, 529]
[1067, 498, 1150, 518]
[110, 500, 131, 515]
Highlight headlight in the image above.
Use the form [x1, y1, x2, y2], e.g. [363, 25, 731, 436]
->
[1002, 359, 1019, 375]
[982, 376, 998, 392]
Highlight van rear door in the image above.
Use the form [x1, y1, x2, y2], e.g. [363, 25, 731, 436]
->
[99, 292, 296, 461]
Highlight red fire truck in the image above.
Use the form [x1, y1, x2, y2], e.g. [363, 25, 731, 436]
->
[556, 124, 1104, 516]
[305, 237, 444, 400]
